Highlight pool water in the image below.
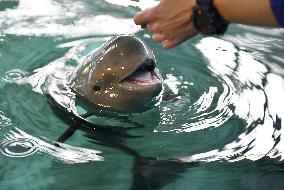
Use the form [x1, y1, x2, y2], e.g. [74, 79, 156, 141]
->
[1, 0, 284, 190]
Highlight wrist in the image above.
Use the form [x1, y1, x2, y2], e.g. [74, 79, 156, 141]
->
[212, 0, 229, 22]
[192, 0, 229, 35]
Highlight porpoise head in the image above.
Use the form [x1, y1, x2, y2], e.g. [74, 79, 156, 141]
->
[70, 35, 163, 113]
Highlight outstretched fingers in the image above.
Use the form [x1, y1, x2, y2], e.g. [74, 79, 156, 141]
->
[133, 0, 198, 48]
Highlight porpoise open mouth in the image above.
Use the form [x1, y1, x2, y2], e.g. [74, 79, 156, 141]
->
[121, 59, 160, 85]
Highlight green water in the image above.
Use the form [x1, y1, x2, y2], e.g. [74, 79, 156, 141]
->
[1, 0, 284, 190]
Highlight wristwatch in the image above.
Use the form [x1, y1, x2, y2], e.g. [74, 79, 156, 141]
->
[192, 0, 229, 35]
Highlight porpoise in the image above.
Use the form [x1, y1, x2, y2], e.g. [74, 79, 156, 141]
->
[69, 35, 163, 113]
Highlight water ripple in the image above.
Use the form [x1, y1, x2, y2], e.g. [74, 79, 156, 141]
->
[157, 66, 235, 133]
[177, 36, 284, 162]
[2, 69, 29, 83]
[0, 111, 12, 127]
[0, 128, 104, 163]
[0, 138, 38, 158]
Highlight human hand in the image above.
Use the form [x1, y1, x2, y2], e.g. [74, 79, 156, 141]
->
[134, 0, 198, 48]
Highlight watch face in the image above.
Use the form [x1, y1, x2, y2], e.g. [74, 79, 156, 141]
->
[193, 5, 228, 35]
[193, 7, 215, 34]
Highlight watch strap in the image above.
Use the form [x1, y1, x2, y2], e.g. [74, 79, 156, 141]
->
[196, 0, 213, 7]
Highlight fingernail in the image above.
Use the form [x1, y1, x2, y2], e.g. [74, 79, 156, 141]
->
[152, 33, 157, 40]
[163, 40, 169, 48]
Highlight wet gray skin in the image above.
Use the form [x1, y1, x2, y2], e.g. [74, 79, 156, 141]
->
[69, 35, 163, 113]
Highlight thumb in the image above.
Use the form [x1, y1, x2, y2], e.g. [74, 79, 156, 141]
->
[134, 8, 154, 25]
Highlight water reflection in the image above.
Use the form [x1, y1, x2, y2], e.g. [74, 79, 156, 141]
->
[62, 118, 198, 190]
[157, 60, 234, 133]
[0, 127, 103, 163]
[0, 111, 12, 127]
[179, 37, 284, 162]
[105, 0, 158, 10]
[0, 0, 139, 37]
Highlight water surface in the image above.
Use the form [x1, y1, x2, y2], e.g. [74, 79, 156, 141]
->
[1, 0, 284, 190]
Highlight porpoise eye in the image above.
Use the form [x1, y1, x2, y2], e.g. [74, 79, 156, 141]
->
[93, 85, 101, 91]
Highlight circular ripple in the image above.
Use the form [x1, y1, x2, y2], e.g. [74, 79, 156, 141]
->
[2, 69, 28, 82]
[0, 138, 38, 157]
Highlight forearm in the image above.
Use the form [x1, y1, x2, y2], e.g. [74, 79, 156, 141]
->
[133, 0, 283, 48]
[214, 0, 279, 27]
